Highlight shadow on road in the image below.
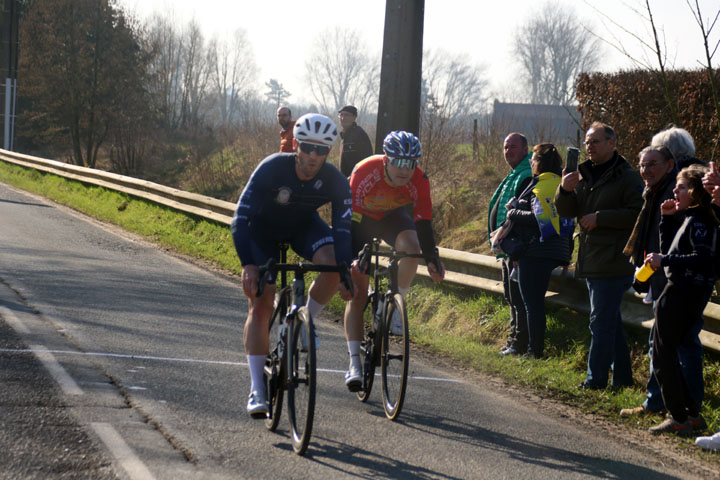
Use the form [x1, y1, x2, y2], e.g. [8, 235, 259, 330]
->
[297, 407, 686, 480]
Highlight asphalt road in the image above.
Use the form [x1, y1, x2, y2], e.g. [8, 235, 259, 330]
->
[0, 182, 715, 479]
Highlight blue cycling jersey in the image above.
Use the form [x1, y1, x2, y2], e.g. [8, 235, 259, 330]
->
[231, 153, 352, 266]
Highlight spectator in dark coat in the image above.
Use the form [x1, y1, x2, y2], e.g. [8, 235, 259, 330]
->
[555, 122, 644, 389]
[505, 144, 574, 358]
[338, 105, 373, 176]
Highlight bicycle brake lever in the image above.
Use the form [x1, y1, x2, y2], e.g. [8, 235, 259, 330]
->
[357, 244, 371, 274]
[339, 262, 354, 298]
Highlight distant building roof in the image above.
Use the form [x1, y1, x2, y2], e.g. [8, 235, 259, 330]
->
[492, 100, 582, 146]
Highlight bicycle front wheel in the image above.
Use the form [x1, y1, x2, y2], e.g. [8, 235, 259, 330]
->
[380, 293, 409, 421]
[287, 307, 316, 455]
[265, 287, 291, 431]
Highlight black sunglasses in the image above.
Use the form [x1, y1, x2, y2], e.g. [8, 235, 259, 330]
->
[298, 142, 330, 156]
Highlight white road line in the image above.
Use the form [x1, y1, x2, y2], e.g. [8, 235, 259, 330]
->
[29, 344, 84, 396]
[0, 306, 31, 333]
[0, 347, 461, 384]
[91, 422, 156, 480]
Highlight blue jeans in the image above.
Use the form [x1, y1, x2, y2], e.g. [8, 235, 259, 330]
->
[585, 276, 634, 388]
[518, 256, 561, 357]
[643, 320, 704, 412]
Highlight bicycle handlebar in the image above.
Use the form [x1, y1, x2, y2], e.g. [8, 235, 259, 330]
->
[256, 259, 354, 298]
[356, 242, 441, 274]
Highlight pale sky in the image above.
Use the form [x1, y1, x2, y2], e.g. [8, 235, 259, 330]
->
[118, 0, 719, 107]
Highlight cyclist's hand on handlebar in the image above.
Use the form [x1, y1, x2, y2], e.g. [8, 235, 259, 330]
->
[241, 264, 260, 299]
[338, 280, 353, 301]
[427, 257, 445, 283]
[350, 258, 366, 276]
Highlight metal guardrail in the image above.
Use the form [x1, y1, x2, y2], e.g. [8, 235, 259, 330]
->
[1, 148, 719, 352]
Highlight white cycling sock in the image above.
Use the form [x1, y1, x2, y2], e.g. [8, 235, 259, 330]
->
[306, 296, 325, 318]
[398, 287, 408, 298]
[348, 340, 361, 369]
[248, 355, 266, 394]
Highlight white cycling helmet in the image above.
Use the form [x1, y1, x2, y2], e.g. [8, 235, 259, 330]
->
[293, 113, 338, 146]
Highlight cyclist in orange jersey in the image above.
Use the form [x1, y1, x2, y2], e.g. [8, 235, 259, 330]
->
[342, 131, 445, 391]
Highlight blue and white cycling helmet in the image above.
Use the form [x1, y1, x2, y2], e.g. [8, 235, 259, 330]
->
[383, 131, 422, 169]
[293, 113, 338, 146]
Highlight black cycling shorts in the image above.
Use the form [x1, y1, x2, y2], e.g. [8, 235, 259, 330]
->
[249, 213, 333, 283]
[351, 207, 415, 259]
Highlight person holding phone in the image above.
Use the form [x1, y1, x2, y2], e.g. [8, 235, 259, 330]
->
[554, 122, 644, 390]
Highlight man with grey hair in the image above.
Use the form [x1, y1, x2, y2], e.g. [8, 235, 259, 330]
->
[621, 127, 706, 420]
[650, 126, 704, 170]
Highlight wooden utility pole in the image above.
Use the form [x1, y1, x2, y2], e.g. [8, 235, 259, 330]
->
[375, 0, 424, 153]
[1, 0, 19, 151]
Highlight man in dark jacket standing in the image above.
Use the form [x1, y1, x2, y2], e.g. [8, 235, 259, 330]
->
[338, 105, 373, 176]
[555, 122, 644, 389]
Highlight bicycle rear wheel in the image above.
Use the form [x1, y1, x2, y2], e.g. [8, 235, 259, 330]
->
[287, 307, 316, 455]
[356, 293, 379, 402]
[380, 293, 409, 421]
[265, 287, 291, 431]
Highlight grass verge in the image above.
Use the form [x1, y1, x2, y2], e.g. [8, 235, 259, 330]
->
[1, 161, 719, 460]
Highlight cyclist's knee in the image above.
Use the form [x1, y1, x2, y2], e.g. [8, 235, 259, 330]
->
[311, 244, 336, 265]
[395, 229, 420, 253]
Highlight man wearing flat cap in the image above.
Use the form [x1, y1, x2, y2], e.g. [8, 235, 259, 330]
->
[338, 105, 373, 177]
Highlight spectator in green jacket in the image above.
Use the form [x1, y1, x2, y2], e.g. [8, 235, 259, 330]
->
[488, 132, 533, 356]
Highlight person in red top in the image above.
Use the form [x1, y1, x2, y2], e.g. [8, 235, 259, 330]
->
[342, 131, 445, 391]
[277, 106, 295, 153]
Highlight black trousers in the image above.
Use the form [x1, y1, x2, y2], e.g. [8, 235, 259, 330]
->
[652, 282, 711, 422]
[502, 257, 527, 352]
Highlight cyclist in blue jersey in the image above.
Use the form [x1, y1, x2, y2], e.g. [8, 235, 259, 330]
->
[231, 113, 354, 417]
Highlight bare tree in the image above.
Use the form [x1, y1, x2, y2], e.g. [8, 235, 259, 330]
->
[144, 13, 184, 131]
[583, 0, 683, 124]
[179, 20, 211, 131]
[420, 49, 489, 175]
[265, 79, 291, 109]
[305, 27, 379, 115]
[143, 16, 213, 134]
[208, 28, 257, 128]
[687, 0, 720, 143]
[513, 1, 601, 105]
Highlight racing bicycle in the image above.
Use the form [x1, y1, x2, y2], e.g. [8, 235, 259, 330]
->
[257, 244, 352, 455]
[354, 238, 432, 421]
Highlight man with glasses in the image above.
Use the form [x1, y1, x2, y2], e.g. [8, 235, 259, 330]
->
[231, 113, 354, 417]
[341, 130, 445, 391]
[338, 105, 373, 176]
[555, 121, 643, 390]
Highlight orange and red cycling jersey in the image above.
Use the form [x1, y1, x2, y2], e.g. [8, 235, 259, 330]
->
[349, 155, 432, 222]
